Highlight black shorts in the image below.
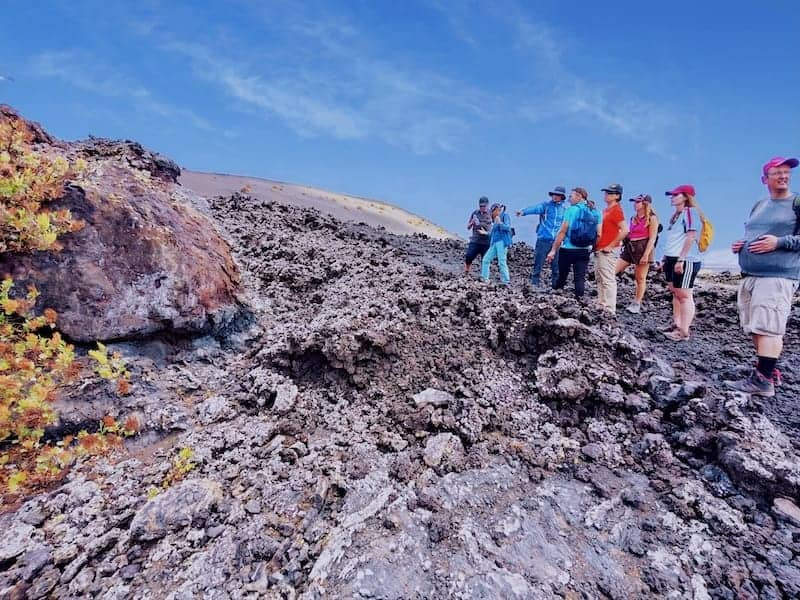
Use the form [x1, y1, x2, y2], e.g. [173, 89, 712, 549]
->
[465, 241, 490, 264]
[620, 238, 651, 265]
[663, 256, 700, 289]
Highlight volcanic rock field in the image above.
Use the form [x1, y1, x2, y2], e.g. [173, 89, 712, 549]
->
[2, 137, 800, 599]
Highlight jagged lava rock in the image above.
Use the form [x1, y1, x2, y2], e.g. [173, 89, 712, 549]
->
[413, 388, 453, 409]
[0, 105, 243, 342]
[273, 382, 299, 414]
[0, 522, 35, 563]
[129, 479, 223, 541]
[773, 497, 800, 527]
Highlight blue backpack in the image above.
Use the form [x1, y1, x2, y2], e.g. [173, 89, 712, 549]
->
[569, 205, 599, 247]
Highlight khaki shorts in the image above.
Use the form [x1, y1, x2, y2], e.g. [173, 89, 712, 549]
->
[737, 276, 798, 337]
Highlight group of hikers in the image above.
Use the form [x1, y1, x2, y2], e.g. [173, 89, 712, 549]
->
[463, 156, 800, 399]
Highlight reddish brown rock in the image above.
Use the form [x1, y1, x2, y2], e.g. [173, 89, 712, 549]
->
[0, 103, 54, 144]
[0, 107, 243, 342]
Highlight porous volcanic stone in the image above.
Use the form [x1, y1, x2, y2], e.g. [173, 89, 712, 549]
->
[413, 388, 453, 409]
[0, 522, 34, 563]
[129, 479, 223, 541]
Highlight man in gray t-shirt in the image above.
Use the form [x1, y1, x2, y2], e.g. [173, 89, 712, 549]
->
[727, 156, 800, 398]
[464, 196, 492, 274]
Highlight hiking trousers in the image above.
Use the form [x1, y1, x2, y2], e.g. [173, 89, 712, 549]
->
[532, 237, 559, 287]
[594, 248, 620, 312]
[555, 248, 590, 298]
[481, 241, 510, 284]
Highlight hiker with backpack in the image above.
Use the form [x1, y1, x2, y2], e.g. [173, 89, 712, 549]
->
[594, 183, 629, 314]
[516, 185, 567, 287]
[464, 196, 492, 274]
[546, 187, 602, 299]
[480, 203, 513, 285]
[616, 194, 661, 313]
[726, 156, 800, 398]
[660, 185, 703, 341]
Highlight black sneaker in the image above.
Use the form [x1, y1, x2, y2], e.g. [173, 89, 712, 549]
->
[726, 370, 775, 398]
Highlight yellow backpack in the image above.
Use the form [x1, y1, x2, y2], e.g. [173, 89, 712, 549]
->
[697, 210, 713, 252]
[685, 206, 713, 252]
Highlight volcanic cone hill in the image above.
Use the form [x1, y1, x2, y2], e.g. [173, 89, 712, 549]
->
[179, 170, 455, 241]
[2, 121, 800, 598]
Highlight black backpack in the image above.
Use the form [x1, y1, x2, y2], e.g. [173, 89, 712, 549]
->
[653, 221, 664, 248]
[794, 194, 800, 235]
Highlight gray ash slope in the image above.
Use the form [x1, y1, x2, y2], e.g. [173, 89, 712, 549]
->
[3, 191, 800, 599]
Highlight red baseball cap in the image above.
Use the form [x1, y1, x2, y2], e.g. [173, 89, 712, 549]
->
[762, 156, 799, 176]
[665, 184, 695, 197]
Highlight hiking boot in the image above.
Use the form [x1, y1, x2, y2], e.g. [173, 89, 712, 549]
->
[749, 362, 783, 386]
[625, 302, 641, 314]
[726, 370, 775, 398]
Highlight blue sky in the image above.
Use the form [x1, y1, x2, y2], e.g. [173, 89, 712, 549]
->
[2, 0, 799, 267]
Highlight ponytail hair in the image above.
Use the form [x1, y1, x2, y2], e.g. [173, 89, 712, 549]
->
[644, 202, 656, 224]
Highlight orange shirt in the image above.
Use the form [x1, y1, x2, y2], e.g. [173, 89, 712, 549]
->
[597, 202, 624, 249]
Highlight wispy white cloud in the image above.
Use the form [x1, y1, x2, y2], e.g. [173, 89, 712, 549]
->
[31, 50, 215, 132]
[53, 1, 683, 158]
[156, 6, 495, 155]
[495, 5, 683, 158]
[514, 16, 564, 72]
[427, 0, 479, 46]
[163, 41, 369, 140]
[425, 1, 686, 157]
[560, 85, 680, 159]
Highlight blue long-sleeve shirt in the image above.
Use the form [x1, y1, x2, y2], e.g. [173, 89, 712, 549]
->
[738, 192, 800, 280]
[520, 200, 567, 241]
[489, 212, 513, 247]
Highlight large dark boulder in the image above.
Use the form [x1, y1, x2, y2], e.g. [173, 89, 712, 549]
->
[0, 106, 243, 342]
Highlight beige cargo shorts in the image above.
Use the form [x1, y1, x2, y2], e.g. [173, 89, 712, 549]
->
[737, 276, 798, 336]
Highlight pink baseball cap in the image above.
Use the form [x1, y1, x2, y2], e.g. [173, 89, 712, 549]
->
[665, 184, 695, 197]
[762, 156, 799, 176]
